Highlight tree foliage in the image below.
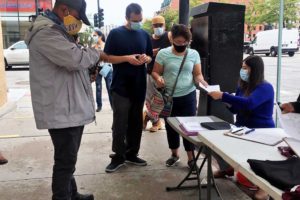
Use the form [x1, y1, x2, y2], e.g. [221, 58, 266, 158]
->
[245, 0, 300, 29]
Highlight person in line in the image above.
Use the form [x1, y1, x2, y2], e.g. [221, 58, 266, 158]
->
[143, 15, 171, 132]
[152, 24, 208, 169]
[281, 94, 300, 114]
[0, 152, 8, 165]
[25, 0, 105, 199]
[92, 29, 113, 111]
[104, 3, 153, 173]
[209, 55, 274, 200]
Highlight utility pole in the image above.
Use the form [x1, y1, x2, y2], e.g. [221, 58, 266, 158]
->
[97, 0, 100, 13]
[179, 0, 190, 25]
[35, 0, 39, 16]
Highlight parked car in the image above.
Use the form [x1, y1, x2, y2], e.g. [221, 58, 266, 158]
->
[4, 41, 29, 70]
[248, 29, 299, 57]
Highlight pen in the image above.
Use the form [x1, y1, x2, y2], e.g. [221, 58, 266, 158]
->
[231, 127, 243, 133]
[245, 128, 255, 134]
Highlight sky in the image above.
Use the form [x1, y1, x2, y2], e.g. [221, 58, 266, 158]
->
[85, 0, 163, 25]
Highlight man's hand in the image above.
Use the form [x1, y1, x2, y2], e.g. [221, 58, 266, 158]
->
[138, 54, 151, 64]
[99, 51, 109, 62]
[90, 70, 98, 83]
[281, 103, 295, 114]
[155, 76, 165, 88]
[127, 54, 144, 66]
[153, 48, 160, 57]
[208, 91, 223, 100]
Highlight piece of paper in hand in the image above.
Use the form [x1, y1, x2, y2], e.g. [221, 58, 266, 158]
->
[199, 83, 221, 93]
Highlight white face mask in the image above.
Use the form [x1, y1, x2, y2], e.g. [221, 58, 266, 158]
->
[92, 35, 99, 44]
[154, 27, 164, 36]
[130, 21, 143, 31]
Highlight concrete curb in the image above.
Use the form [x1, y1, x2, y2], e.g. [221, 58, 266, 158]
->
[0, 101, 17, 118]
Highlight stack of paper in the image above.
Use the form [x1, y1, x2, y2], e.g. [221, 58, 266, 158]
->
[176, 117, 212, 136]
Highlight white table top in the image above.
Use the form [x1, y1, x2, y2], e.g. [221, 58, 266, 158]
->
[167, 116, 285, 200]
[197, 129, 285, 200]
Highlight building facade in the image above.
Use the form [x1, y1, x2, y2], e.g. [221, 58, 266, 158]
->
[0, 0, 53, 48]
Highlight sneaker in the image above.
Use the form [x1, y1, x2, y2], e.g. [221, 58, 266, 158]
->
[187, 160, 197, 173]
[72, 192, 94, 200]
[125, 155, 147, 166]
[165, 156, 180, 167]
[213, 167, 234, 178]
[149, 119, 162, 132]
[105, 159, 125, 173]
[96, 107, 101, 112]
[143, 111, 150, 130]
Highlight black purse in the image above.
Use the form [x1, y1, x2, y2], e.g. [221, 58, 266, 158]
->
[159, 50, 188, 117]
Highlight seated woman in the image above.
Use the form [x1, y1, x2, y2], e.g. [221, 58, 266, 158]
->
[209, 55, 275, 200]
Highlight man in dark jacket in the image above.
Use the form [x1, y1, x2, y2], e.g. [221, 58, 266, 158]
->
[281, 94, 300, 114]
[104, 3, 153, 173]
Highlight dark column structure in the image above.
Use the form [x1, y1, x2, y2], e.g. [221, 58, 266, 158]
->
[190, 2, 245, 123]
[179, 0, 190, 25]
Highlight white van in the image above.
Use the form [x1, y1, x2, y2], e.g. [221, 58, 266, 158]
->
[248, 28, 299, 57]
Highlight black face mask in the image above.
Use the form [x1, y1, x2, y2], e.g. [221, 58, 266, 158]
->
[173, 43, 187, 53]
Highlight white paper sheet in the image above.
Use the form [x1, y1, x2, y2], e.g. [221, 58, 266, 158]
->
[176, 117, 213, 132]
[199, 83, 220, 93]
[225, 128, 289, 146]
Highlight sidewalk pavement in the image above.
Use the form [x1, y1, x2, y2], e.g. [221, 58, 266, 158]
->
[0, 89, 251, 200]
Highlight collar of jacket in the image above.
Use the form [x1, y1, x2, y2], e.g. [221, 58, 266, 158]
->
[44, 9, 66, 30]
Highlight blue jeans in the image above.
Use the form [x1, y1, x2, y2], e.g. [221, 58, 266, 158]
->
[96, 70, 112, 109]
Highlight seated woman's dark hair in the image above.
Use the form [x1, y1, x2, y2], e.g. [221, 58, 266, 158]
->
[171, 24, 192, 42]
[240, 55, 265, 96]
[94, 29, 106, 42]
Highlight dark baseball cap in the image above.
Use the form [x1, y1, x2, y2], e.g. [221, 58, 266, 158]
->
[56, 0, 90, 25]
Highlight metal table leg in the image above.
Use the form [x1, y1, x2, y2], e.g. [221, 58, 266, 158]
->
[166, 146, 204, 197]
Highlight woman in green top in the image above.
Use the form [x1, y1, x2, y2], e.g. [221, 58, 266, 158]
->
[152, 24, 208, 169]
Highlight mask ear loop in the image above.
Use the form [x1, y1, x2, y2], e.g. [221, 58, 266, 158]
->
[64, 9, 70, 17]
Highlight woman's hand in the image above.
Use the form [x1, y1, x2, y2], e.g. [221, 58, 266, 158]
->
[281, 103, 295, 114]
[155, 76, 165, 88]
[208, 91, 223, 100]
[199, 79, 208, 87]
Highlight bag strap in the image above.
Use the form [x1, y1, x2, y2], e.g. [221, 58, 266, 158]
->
[170, 50, 188, 97]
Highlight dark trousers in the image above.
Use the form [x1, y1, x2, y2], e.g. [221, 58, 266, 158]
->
[96, 71, 113, 109]
[111, 92, 144, 160]
[165, 91, 196, 152]
[49, 126, 84, 200]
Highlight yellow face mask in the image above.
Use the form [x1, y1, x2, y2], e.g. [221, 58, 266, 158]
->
[64, 15, 82, 35]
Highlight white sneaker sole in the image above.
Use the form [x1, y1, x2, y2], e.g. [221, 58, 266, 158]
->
[125, 160, 147, 166]
[105, 163, 125, 173]
[166, 158, 180, 167]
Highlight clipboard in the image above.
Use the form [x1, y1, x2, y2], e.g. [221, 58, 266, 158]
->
[283, 137, 300, 157]
[224, 128, 289, 146]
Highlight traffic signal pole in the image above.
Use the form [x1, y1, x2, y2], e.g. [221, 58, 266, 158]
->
[179, 0, 189, 25]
